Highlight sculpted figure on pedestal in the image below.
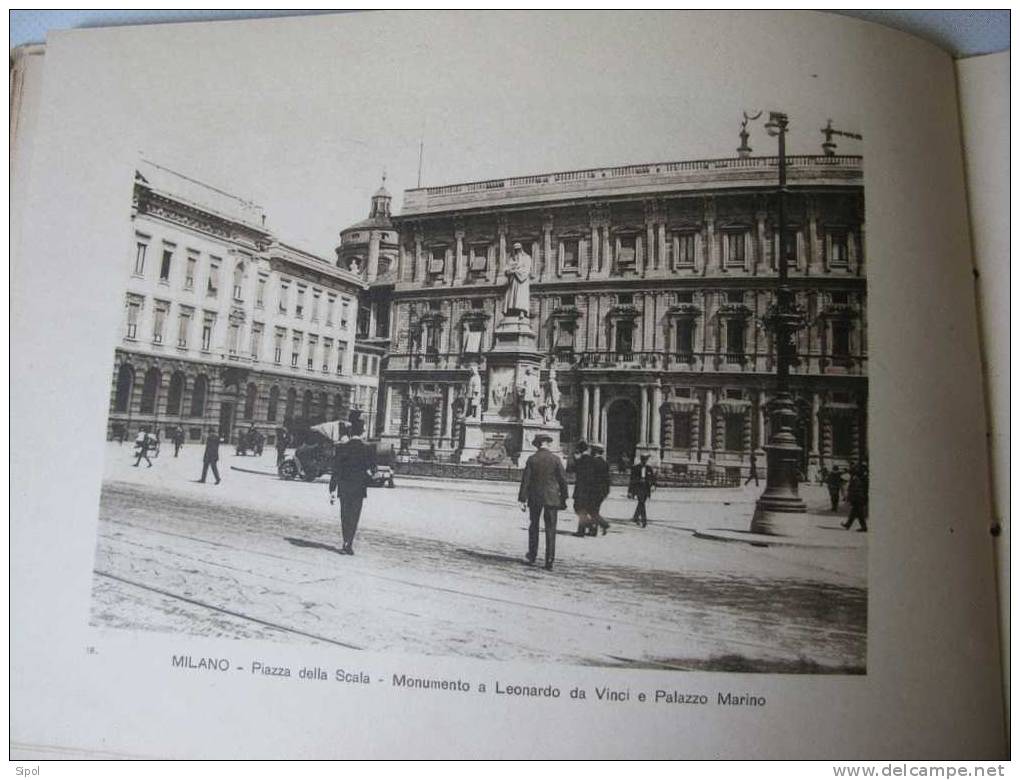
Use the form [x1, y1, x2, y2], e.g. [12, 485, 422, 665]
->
[503, 242, 532, 318]
[466, 364, 482, 419]
[543, 365, 561, 424]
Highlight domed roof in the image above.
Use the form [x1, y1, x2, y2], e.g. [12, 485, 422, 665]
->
[373, 184, 391, 199]
[342, 214, 393, 233]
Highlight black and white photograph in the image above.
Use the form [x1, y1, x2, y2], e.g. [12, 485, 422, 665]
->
[82, 12, 869, 675]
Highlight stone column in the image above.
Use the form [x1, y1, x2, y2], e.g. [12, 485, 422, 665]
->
[758, 390, 768, 451]
[454, 226, 465, 283]
[414, 232, 424, 284]
[645, 222, 655, 276]
[383, 385, 394, 435]
[589, 225, 599, 277]
[657, 224, 667, 270]
[811, 391, 821, 455]
[591, 385, 601, 443]
[580, 385, 589, 443]
[639, 385, 649, 445]
[652, 384, 663, 447]
[442, 385, 454, 444]
[367, 231, 381, 282]
[497, 218, 508, 286]
[702, 388, 714, 452]
[601, 227, 612, 277]
[543, 216, 554, 280]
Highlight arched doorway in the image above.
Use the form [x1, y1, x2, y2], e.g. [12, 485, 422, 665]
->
[139, 367, 161, 414]
[114, 363, 134, 412]
[166, 371, 185, 416]
[605, 398, 639, 472]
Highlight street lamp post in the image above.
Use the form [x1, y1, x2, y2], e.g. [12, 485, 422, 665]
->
[750, 111, 808, 535]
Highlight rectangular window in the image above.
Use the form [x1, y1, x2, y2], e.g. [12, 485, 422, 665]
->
[357, 307, 371, 339]
[554, 324, 575, 350]
[159, 249, 173, 282]
[428, 246, 447, 275]
[829, 231, 849, 266]
[725, 232, 746, 266]
[256, 276, 267, 308]
[295, 287, 306, 318]
[291, 333, 302, 367]
[134, 243, 147, 275]
[831, 291, 849, 305]
[727, 290, 744, 304]
[726, 320, 745, 356]
[561, 240, 579, 270]
[201, 314, 215, 351]
[471, 298, 485, 310]
[322, 338, 333, 372]
[311, 290, 321, 322]
[463, 327, 483, 354]
[470, 244, 488, 273]
[185, 255, 197, 289]
[273, 329, 285, 364]
[326, 294, 336, 325]
[336, 340, 348, 374]
[616, 236, 637, 269]
[676, 291, 694, 303]
[614, 322, 634, 353]
[227, 322, 240, 354]
[152, 301, 168, 343]
[724, 415, 745, 452]
[832, 417, 854, 457]
[340, 299, 350, 328]
[376, 300, 390, 338]
[176, 309, 192, 348]
[618, 293, 633, 305]
[307, 336, 317, 370]
[832, 321, 851, 357]
[126, 298, 141, 339]
[207, 260, 220, 297]
[279, 281, 290, 314]
[676, 320, 694, 354]
[250, 323, 263, 360]
[673, 412, 693, 449]
[676, 233, 696, 267]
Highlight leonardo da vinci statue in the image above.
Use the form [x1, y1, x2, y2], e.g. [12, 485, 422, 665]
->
[502, 242, 532, 318]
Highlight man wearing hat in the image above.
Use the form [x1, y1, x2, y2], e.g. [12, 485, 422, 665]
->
[518, 433, 568, 570]
[628, 454, 656, 527]
[588, 444, 612, 536]
[571, 440, 595, 537]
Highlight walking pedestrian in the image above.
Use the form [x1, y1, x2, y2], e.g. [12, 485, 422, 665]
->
[628, 454, 656, 527]
[842, 464, 868, 532]
[589, 444, 611, 536]
[172, 424, 185, 457]
[329, 421, 373, 555]
[275, 427, 289, 467]
[571, 441, 596, 538]
[744, 451, 760, 486]
[825, 465, 845, 512]
[518, 433, 568, 570]
[133, 428, 153, 468]
[199, 430, 221, 484]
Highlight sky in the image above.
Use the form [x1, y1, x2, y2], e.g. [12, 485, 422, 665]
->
[59, 11, 870, 259]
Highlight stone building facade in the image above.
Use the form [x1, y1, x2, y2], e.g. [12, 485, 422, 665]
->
[375, 154, 866, 479]
[107, 160, 372, 445]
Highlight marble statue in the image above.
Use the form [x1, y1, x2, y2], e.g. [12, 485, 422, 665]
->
[543, 365, 561, 424]
[466, 364, 482, 419]
[502, 242, 532, 318]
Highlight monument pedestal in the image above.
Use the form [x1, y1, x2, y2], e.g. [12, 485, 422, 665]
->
[461, 315, 563, 466]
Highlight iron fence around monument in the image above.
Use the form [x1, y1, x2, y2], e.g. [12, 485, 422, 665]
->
[390, 460, 739, 488]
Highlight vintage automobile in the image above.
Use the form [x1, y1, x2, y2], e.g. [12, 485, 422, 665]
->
[368, 465, 395, 488]
[277, 428, 335, 481]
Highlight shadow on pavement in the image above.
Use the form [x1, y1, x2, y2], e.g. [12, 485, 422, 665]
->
[284, 536, 344, 556]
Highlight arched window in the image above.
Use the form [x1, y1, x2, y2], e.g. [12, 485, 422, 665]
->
[267, 386, 280, 422]
[114, 363, 134, 412]
[302, 390, 313, 421]
[232, 262, 245, 300]
[243, 382, 257, 420]
[166, 371, 186, 415]
[139, 367, 161, 413]
[319, 391, 329, 422]
[284, 388, 296, 422]
[333, 392, 344, 421]
[190, 374, 208, 417]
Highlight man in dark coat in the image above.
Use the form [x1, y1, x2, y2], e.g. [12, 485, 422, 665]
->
[628, 454, 656, 527]
[826, 465, 845, 512]
[744, 451, 760, 486]
[588, 444, 611, 536]
[275, 427, 289, 466]
[842, 464, 868, 532]
[329, 422, 374, 555]
[518, 434, 568, 570]
[571, 441, 595, 538]
[199, 431, 221, 484]
[172, 425, 185, 457]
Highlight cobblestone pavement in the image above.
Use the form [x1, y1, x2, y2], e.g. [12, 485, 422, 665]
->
[91, 443, 866, 672]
